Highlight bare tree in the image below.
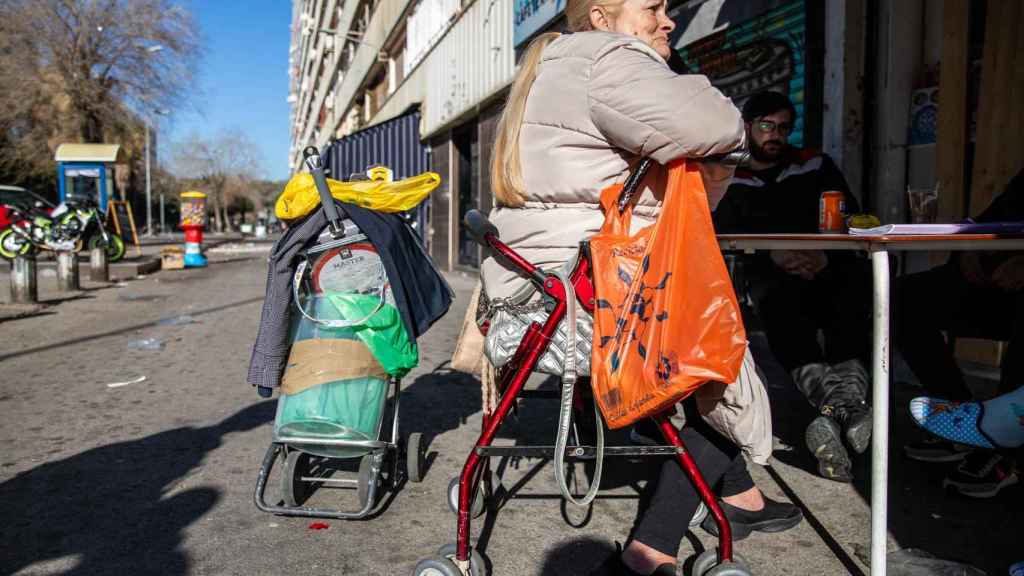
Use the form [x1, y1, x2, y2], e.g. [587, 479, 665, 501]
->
[171, 129, 265, 232]
[3, 0, 200, 142]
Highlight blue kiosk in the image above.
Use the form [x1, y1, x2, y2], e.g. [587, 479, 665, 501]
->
[54, 144, 125, 212]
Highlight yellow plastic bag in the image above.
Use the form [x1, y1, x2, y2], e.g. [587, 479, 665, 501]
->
[275, 170, 441, 221]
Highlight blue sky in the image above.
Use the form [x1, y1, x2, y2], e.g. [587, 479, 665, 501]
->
[164, 1, 292, 181]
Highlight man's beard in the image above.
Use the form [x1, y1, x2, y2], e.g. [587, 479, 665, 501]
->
[750, 138, 786, 163]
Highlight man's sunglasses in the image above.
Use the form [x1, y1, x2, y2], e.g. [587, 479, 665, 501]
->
[755, 119, 793, 135]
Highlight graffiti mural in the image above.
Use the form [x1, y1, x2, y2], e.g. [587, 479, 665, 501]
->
[673, 1, 807, 147]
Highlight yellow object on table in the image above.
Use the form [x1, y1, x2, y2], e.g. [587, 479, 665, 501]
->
[275, 170, 441, 221]
[847, 213, 881, 230]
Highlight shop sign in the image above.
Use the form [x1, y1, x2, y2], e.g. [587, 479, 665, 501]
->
[514, 0, 565, 47]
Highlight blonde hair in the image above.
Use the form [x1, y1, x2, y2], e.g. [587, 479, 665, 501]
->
[491, 0, 625, 207]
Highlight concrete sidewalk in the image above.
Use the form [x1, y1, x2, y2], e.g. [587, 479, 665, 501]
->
[0, 255, 1015, 575]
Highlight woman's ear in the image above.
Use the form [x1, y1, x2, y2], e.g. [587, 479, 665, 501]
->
[589, 6, 612, 31]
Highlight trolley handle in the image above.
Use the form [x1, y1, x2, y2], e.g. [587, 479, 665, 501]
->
[302, 146, 345, 239]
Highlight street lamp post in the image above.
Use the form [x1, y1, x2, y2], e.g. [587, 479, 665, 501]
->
[145, 121, 152, 236]
[141, 44, 163, 237]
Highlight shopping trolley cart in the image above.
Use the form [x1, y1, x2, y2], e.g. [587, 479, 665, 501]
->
[253, 147, 427, 519]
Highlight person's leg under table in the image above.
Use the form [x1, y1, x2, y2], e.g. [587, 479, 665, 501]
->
[894, 263, 974, 400]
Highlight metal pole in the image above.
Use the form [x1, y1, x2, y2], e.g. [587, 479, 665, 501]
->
[145, 121, 152, 236]
[56, 251, 80, 291]
[90, 247, 109, 282]
[160, 192, 166, 235]
[870, 248, 891, 576]
[11, 255, 37, 303]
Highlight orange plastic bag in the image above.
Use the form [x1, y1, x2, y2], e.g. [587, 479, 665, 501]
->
[590, 159, 747, 429]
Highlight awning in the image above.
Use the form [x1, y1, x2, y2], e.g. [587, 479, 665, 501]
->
[54, 144, 125, 163]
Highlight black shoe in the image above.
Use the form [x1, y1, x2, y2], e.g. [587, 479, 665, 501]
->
[700, 496, 803, 541]
[904, 437, 974, 463]
[943, 451, 1019, 498]
[822, 402, 873, 454]
[806, 415, 853, 482]
[588, 543, 676, 576]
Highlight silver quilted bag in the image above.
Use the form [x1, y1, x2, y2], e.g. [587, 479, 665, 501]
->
[482, 279, 593, 376]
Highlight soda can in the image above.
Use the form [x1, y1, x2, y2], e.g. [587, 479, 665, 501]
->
[819, 191, 846, 232]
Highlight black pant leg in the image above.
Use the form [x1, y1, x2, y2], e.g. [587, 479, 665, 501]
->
[817, 256, 873, 366]
[999, 293, 1024, 393]
[630, 424, 746, 557]
[748, 265, 825, 372]
[894, 265, 973, 399]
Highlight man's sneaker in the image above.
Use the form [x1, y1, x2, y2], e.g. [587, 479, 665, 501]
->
[904, 437, 974, 463]
[806, 415, 853, 482]
[943, 451, 1018, 498]
[822, 403, 872, 454]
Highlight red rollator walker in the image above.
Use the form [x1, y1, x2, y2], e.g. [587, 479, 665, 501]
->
[413, 155, 752, 576]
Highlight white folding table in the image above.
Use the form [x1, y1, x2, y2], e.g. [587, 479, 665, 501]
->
[717, 233, 1024, 576]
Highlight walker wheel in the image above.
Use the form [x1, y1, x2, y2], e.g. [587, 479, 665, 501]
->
[446, 472, 496, 518]
[357, 455, 378, 508]
[436, 543, 488, 576]
[407, 432, 426, 483]
[693, 549, 750, 576]
[412, 557, 461, 576]
[707, 562, 752, 576]
[281, 449, 310, 507]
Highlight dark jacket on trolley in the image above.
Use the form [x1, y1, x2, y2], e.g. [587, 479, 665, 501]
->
[247, 200, 453, 394]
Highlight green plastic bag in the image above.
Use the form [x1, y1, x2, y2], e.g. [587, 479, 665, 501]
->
[324, 292, 418, 377]
[274, 376, 388, 458]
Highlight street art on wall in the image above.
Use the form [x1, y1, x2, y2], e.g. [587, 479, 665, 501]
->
[514, 0, 565, 47]
[672, 0, 807, 147]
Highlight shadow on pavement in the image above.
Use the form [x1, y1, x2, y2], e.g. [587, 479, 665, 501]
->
[538, 536, 618, 575]
[0, 401, 275, 576]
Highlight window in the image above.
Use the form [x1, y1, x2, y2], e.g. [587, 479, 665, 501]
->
[454, 123, 480, 268]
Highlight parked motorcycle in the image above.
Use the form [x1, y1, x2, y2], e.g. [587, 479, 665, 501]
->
[0, 197, 126, 262]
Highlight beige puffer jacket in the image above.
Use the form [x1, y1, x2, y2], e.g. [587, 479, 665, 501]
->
[481, 31, 745, 299]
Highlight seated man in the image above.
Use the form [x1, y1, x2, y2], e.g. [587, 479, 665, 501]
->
[713, 91, 873, 483]
[896, 168, 1023, 497]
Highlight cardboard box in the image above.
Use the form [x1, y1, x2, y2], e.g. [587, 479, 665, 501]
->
[161, 247, 185, 270]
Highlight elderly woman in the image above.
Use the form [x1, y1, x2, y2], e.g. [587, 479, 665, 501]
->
[480, 1, 799, 574]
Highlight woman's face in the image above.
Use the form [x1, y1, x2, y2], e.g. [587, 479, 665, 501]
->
[595, 0, 676, 59]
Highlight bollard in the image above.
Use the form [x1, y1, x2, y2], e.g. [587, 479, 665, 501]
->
[90, 247, 109, 282]
[56, 251, 80, 291]
[11, 254, 38, 303]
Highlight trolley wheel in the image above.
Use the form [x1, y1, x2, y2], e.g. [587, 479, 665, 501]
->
[357, 455, 378, 508]
[436, 543, 488, 576]
[407, 432, 426, 483]
[281, 449, 311, 507]
[446, 472, 495, 518]
[693, 549, 750, 576]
